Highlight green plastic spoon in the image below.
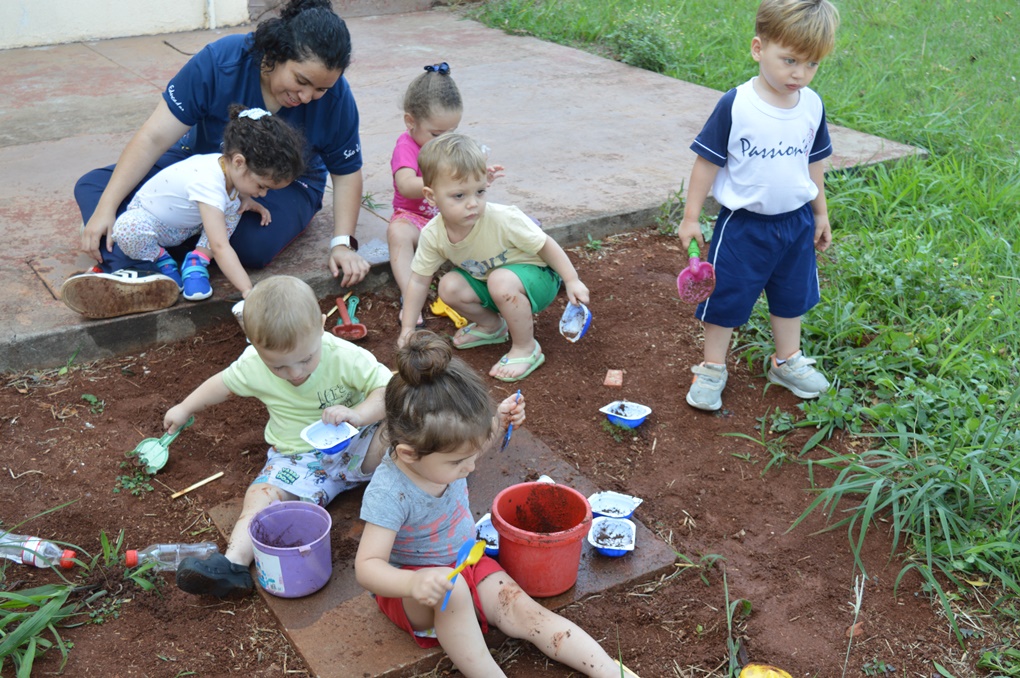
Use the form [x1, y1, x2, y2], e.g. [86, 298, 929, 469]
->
[132, 416, 194, 475]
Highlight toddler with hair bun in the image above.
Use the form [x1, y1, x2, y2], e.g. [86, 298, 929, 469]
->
[355, 329, 639, 677]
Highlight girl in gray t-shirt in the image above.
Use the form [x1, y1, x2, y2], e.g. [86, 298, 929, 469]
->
[355, 330, 639, 677]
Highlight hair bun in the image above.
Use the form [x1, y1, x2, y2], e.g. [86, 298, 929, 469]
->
[396, 330, 452, 386]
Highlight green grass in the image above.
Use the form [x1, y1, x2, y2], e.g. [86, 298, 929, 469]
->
[473, 0, 1020, 652]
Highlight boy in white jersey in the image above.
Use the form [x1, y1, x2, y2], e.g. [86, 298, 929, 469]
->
[678, 0, 840, 411]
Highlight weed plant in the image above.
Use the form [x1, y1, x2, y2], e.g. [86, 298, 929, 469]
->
[1, 528, 158, 674]
[474, 0, 1020, 651]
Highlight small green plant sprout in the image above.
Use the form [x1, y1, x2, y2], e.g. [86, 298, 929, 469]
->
[57, 348, 81, 376]
[932, 661, 961, 678]
[584, 233, 603, 252]
[361, 192, 383, 211]
[674, 552, 724, 587]
[977, 646, 1020, 676]
[654, 186, 685, 236]
[113, 457, 154, 497]
[600, 419, 630, 443]
[841, 575, 865, 678]
[757, 407, 794, 435]
[860, 658, 896, 676]
[90, 530, 159, 591]
[80, 394, 104, 415]
[722, 421, 790, 476]
[722, 567, 752, 677]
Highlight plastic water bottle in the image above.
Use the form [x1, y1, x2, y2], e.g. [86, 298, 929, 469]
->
[0, 531, 77, 569]
[124, 542, 219, 571]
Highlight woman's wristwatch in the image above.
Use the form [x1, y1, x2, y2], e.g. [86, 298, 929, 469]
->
[329, 235, 359, 252]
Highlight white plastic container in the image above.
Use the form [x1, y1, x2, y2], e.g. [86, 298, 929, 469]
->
[588, 490, 643, 519]
[300, 420, 359, 455]
[599, 401, 652, 428]
[587, 517, 636, 557]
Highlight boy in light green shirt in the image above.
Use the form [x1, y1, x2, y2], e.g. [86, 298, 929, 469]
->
[164, 275, 391, 597]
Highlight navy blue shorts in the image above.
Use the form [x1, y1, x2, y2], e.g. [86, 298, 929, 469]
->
[696, 203, 820, 328]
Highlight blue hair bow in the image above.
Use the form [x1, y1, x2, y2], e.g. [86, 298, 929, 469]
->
[424, 62, 450, 75]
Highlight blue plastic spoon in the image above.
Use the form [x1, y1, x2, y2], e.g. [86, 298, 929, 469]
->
[501, 390, 522, 452]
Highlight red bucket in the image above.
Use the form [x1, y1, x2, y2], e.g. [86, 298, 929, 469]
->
[490, 482, 592, 597]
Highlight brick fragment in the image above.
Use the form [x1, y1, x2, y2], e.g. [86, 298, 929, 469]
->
[603, 369, 623, 387]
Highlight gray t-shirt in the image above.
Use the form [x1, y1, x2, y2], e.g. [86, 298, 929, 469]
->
[360, 453, 474, 567]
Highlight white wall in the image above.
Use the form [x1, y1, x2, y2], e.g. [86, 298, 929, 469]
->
[1, 0, 250, 50]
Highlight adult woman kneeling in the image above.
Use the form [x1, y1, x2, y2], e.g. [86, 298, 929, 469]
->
[66, 0, 368, 318]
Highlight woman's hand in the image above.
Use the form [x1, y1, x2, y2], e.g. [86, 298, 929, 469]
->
[80, 208, 117, 261]
[78, 100, 191, 262]
[328, 171, 370, 287]
[328, 245, 370, 288]
[397, 326, 412, 349]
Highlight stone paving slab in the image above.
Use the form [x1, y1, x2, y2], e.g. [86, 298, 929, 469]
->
[0, 8, 922, 372]
[209, 429, 677, 677]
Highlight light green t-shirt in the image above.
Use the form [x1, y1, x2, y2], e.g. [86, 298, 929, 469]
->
[221, 332, 392, 455]
[411, 202, 549, 281]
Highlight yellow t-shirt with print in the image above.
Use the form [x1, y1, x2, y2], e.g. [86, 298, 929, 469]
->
[411, 202, 548, 281]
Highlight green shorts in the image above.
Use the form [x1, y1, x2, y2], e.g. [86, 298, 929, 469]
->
[451, 264, 562, 313]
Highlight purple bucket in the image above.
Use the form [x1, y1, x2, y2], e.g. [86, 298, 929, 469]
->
[248, 501, 332, 598]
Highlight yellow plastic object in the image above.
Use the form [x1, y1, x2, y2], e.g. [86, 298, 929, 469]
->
[739, 665, 792, 678]
[430, 297, 468, 329]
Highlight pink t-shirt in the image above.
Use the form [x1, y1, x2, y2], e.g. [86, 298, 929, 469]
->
[390, 132, 437, 219]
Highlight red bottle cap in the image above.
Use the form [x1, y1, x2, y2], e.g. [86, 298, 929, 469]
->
[124, 549, 138, 567]
[59, 549, 77, 569]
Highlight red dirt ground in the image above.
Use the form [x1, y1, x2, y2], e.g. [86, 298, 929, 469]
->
[2, 230, 968, 677]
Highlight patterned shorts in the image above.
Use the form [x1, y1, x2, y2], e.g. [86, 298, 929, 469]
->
[389, 208, 432, 232]
[252, 422, 380, 506]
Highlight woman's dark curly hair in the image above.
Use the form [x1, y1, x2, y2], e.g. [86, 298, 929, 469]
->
[249, 0, 352, 73]
[223, 104, 306, 184]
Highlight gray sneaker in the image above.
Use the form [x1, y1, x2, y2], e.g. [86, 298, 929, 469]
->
[686, 362, 728, 411]
[767, 351, 830, 398]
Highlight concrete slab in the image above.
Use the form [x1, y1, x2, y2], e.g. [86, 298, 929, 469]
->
[209, 429, 678, 677]
[0, 7, 922, 372]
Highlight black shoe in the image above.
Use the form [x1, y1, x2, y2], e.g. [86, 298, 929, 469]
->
[60, 268, 180, 319]
[176, 553, 253, 598]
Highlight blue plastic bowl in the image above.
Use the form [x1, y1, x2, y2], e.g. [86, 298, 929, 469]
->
[587, 517, 636, 557]
[598, 401, 652, 429]
[300, 421, 359, 455]
[559, 303, 592, 343]
[588, 491, 644, 519]
[475, 513, 499, 559]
